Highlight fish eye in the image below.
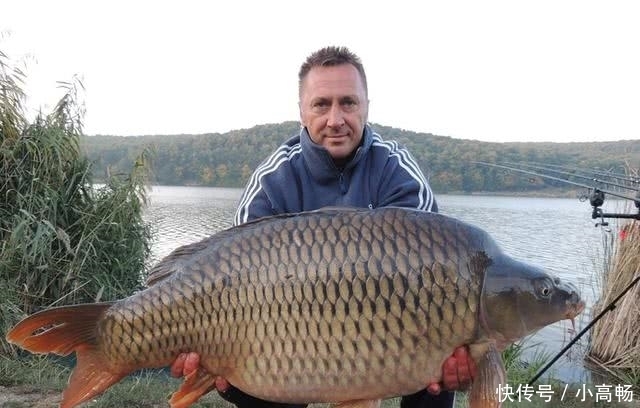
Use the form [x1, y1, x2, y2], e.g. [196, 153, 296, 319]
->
[535, 278, 554, 298]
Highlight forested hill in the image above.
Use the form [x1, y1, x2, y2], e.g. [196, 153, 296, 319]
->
[81, 121, 640, 194]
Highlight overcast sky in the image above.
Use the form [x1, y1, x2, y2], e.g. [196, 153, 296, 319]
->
[3, 0, 639, 142]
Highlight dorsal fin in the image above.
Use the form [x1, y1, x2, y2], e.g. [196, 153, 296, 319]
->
[146, 207, 369, 286]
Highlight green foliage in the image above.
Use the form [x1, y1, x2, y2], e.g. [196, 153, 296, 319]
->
[502, 341, 553, 385]
[0, 355, 68, 388]
[0, 51, 152, 355]
[81, 122, 640, 193]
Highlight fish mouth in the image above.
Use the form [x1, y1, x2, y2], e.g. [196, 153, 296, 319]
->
[565, 300, 586, 331]
[562, 282, 585, 321]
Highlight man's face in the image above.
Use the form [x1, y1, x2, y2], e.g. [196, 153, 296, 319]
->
[299, 64, 369, 163]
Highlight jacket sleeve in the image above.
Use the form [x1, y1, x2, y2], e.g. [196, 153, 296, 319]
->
[234, 141, 303, 225]
[376, 147, 438, 213]
[233, 182, 275, 226]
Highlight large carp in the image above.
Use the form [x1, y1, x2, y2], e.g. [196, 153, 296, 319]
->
[6, 207, 584, 408]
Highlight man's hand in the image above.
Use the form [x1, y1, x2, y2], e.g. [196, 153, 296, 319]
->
[427, 346, 476, 395]
[170, 352, 230, 392]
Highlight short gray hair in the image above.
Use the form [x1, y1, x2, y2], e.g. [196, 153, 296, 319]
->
[298, 46, 368, 97]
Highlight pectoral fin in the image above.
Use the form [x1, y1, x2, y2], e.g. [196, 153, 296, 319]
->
[468, 343, 505, 408]
[169, 368, 217, 408]
[333, 399, 382, 408]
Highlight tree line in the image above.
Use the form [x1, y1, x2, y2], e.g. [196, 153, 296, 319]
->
[81, 122, 640, 194]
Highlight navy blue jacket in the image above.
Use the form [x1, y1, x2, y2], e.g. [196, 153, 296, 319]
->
[234, 124, 437, 225]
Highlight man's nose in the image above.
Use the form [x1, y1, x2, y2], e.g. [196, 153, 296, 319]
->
[327, 104, 345, 128]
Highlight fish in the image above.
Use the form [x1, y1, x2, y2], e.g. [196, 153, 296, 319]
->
[6, 207, 584, 408]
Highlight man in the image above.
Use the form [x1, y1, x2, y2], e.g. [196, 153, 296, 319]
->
[172, 46, 475, 407]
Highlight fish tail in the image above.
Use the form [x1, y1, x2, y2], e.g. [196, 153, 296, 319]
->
[6, 303, 127, 408]
[6, 303, 112, 354]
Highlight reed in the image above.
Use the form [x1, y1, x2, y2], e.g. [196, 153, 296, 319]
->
[586, 167, 640, 388]
[0, 50, 152, 355]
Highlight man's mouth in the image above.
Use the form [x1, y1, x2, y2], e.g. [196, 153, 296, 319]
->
[326, 133, 349, 139]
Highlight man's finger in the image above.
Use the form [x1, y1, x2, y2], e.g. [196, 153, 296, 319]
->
[170, 353, 187, 378]
[453, 347, 476, 383]
[214, 376, 230, 392]
[183, 352, 201, 376]
[441, 356, 460, 389]
[426, 382, 441, 395]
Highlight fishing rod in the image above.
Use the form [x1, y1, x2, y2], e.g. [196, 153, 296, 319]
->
[472, 162, 640, 226]
[526, 162, 640, 186]
[502, 161, 640, 194]
[499, 161, 640, 226]
[473, 161, 639, 201]
[527, 273, 640, 386]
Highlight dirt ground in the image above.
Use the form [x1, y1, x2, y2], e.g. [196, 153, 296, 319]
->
[0, 386, 61, 408]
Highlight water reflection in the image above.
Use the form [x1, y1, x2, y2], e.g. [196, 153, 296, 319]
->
[144, 186, 620, 383]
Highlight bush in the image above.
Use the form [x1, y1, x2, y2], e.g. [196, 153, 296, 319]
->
[0, 50, 152, 355]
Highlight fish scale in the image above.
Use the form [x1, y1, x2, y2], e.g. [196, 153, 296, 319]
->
[97, 208, 482, 401]
[6, 207, 584, 408]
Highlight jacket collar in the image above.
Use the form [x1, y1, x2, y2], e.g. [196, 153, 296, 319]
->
[300, 124, 374, 182]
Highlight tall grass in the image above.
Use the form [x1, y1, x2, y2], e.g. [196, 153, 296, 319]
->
[586, 171, 640, 388]
[0, 50, 153, 355]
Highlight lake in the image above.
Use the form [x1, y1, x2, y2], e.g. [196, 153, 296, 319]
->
[144, 185, 626, 384]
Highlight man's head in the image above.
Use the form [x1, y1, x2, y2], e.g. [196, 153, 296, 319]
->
[298, 46, 369, 166]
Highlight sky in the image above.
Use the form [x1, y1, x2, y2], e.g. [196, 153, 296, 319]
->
[3, 0, 640, 143]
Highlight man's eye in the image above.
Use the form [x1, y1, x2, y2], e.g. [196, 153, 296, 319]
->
[342, 99, 357, 110]
[312, 101, 330, 111]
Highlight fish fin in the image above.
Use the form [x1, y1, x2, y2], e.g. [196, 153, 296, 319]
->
[145, 264, 178, 286]
[145, 241, 201, 286]
[61, 347, 126, 408]
[468, 343, 505, 408]
[146, 232, 235, 286]
[169, 367, 217, 408]
[6, 303, 127, 408]
[6, 303, 113, 354]
[145, 207, 364, 286]
[333, 400, 381, 408]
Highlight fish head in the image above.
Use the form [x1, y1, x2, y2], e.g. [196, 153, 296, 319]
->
[479, 255, 585, 346]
